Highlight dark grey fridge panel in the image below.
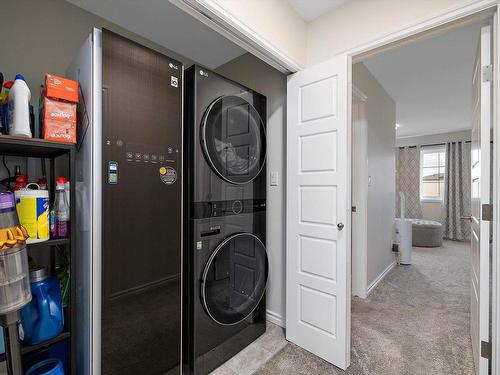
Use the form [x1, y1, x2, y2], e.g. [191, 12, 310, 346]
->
[101, 29, 182, 375]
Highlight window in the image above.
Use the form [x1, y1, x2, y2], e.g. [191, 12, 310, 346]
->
[420, 146, 446, 201]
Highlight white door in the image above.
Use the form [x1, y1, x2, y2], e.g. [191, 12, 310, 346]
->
[286, 55, 350, 370]
[470, 23, 492, 375]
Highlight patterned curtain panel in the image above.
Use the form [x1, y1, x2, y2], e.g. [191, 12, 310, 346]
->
[443, 141, 471, 241]
[396, 147, 422, 219]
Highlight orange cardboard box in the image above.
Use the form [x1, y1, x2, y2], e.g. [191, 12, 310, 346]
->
[42, 119, 76, 144]
[43, 97, 76, 125]
[45, 74, 79, 103]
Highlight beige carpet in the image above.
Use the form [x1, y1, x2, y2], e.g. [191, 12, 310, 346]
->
[255, 241, 475, 375]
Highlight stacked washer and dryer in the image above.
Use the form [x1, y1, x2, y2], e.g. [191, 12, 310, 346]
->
[183, 65, 269, 375]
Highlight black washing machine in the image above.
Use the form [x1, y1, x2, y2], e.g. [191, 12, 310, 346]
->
[183, 65, 268, 375]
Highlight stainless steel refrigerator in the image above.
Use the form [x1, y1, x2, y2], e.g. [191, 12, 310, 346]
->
[67, 28, 183, 375]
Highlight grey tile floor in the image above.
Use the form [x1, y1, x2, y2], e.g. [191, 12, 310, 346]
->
[209, 321, 287, 375]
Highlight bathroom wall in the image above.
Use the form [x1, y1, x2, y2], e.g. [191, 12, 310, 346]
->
[216, 53, 287, 326]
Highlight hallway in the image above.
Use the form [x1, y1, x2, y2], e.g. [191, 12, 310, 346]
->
[255, 241, 475, 374]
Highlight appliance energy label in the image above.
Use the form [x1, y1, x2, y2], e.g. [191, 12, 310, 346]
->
[159, 166, 177, 185]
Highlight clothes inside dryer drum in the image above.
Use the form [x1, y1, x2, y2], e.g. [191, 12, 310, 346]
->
[201, 233, 268, 325]
[202, 96, 266, 184]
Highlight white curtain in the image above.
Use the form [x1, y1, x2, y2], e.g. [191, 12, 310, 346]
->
[396, 146, 422, 219]
[443, 141, 471, 241]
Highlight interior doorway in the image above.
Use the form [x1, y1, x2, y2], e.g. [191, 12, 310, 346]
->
[350, 18, 494, 374]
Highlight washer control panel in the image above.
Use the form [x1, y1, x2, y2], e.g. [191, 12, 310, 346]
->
[192, 199, 266, 219]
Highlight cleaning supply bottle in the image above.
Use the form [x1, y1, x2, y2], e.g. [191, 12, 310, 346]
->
[1, 80, 14, 134]
[8, 74, 32, 138]
[53, 177, 70, 239]
[19, 267, 64, 345]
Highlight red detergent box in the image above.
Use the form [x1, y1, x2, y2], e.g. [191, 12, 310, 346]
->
[41, 97, 77, 144]
[45, 74, 79, 103]
[42, 118, 76, 143]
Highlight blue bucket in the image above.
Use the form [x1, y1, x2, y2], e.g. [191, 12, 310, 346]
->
[26, 359, 64, 375]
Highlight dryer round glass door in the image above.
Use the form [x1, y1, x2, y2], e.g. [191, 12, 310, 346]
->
[201, 95, 266, 184]
[201, 233, 268, 325]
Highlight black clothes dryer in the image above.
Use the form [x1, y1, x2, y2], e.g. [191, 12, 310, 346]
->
[183, 65, 268, 375]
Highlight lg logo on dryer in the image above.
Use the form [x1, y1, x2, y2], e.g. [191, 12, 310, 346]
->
[199, 70, 209, 78]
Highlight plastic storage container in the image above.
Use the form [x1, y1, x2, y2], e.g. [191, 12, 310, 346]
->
[0, 191, 20, 228]
[26, 359, 64, 375]
[0, 192, 31, 314]
[0, 244, 31, 314]
[20, 267, 64, 345]
[15, 183, 50, 243]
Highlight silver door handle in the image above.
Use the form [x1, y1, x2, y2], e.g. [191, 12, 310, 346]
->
[461, 216, 472, 221]
[337, 222, 344, 230]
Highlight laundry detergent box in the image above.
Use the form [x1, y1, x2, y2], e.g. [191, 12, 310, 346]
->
[42, 97, 77, 125]
[42, 118, 76, 143]
[45, 74, 79, 103]
[39, 79, 78, 143]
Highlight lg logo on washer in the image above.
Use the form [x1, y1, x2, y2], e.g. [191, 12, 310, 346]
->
[199, 69, 209, 78]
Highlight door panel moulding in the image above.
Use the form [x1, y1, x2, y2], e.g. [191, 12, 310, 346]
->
[344, 1, 497, 63]
[169, 0, 303, 73]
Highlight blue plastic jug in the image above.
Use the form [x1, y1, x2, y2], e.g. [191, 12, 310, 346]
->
[26, 359, 64, 375]
[20, 268, 64, 345]
[0, 328, 4, 354]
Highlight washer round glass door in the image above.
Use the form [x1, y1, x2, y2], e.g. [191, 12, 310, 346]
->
[201, 95, 266, 184]
[201, 233, 268, 325]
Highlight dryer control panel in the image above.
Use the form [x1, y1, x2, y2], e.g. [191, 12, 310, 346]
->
[192, 199, 266, 219]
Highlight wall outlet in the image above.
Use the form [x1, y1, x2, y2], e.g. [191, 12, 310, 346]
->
[270, 171, 279, 186]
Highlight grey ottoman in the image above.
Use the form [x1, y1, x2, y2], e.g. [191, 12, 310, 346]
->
[410, 219, 443, 247]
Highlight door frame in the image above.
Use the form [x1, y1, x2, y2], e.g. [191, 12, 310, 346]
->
[345, 5, 499, 374]
[178, 0, 500, 373]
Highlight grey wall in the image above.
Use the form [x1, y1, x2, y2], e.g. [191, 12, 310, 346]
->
[1, 0, 193, 110]
[216, 53, 287, 326]
[353, 63, 396, 290]
[0, 0, 195, 185]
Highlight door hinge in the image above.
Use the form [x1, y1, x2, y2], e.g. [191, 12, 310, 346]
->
[352, 206, 357, 212]
[482, 204, 493, 221]
[482, 65, 493, 82]
[481, 340, 492, 360]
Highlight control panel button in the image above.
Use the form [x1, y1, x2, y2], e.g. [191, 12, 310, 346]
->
[232, 200, 243, 215]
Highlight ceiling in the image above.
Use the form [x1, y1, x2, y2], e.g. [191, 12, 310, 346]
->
[288, 0, 349, 21]
[363, 23, 482, 138]
[66, 0, 245, 69]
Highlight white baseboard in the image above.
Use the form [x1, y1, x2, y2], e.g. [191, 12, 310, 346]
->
[366, 261, 396, 296]
[266, 310, 285, 327]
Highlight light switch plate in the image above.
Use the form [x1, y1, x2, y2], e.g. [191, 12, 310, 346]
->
[270, 171, 279, 186]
